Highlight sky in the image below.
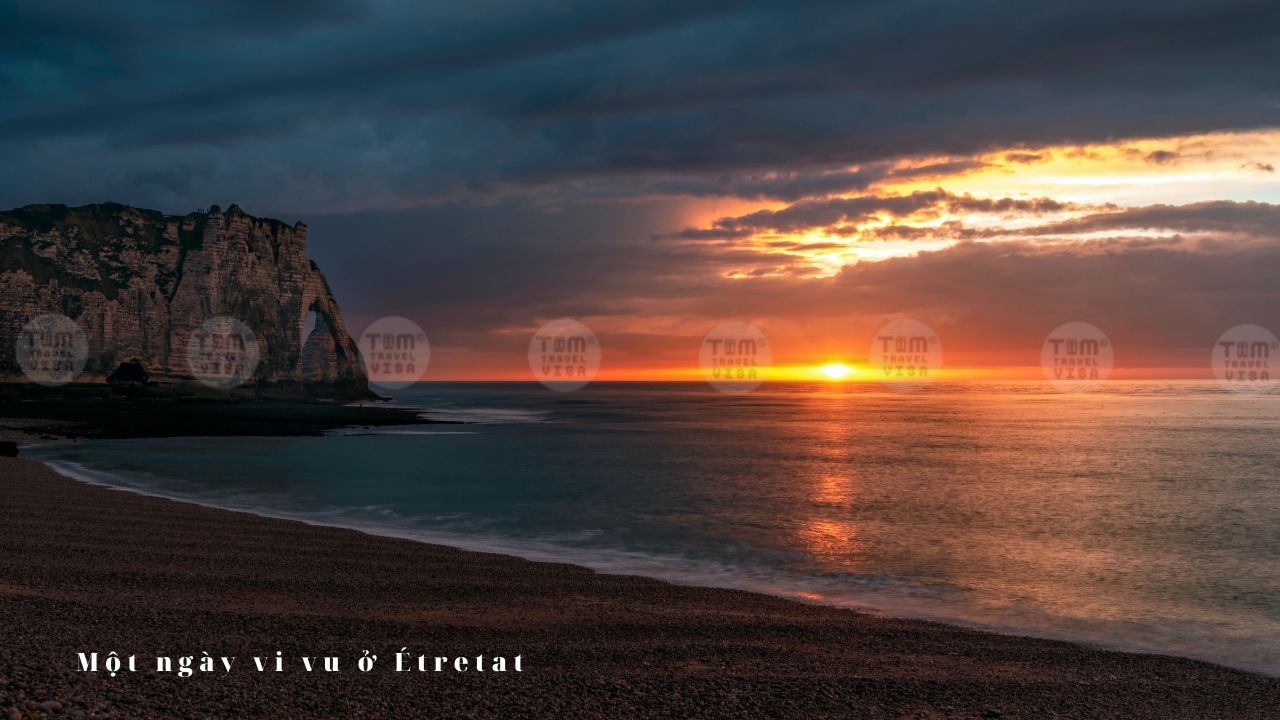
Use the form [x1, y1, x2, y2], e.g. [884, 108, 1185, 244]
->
[3, 0, 1280, 380]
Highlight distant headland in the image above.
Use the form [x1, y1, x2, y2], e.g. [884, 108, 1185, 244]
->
[0, 202, 367, 398]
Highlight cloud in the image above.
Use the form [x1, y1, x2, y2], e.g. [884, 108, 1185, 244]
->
[663, 190, 1087, 239]
[1008, 200, 1280, 239]
[3, 0, 1280, 211]
[1145, 150, 1183, 165]
[820, 240, 1280, 363]
[541, 159, 989, 203]
[1003, 152, 1048, 164]
[300, 193, 1280, 374]
[5, 0, 1280, 375]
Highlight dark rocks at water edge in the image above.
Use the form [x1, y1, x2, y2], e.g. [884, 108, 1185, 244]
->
[0, 442, 15, 457]
[0, 384, 438, 440]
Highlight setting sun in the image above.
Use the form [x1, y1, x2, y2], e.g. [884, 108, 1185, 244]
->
[820, 363, 852, 381]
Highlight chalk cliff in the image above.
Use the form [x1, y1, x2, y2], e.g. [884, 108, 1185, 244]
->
[0, 202, 366, 392]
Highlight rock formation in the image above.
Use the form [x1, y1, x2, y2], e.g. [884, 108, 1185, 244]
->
[0, 202, 367, 393]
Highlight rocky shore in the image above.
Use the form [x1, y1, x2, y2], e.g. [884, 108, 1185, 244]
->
[0, 384, 432, 441]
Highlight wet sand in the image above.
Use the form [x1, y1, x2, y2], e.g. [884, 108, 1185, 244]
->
[2, 457, 1277, 719]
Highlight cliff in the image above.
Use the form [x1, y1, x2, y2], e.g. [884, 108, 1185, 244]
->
[0, 202, 367, 392]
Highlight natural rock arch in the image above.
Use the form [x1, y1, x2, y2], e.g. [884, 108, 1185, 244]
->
[0, 203, 369, 396]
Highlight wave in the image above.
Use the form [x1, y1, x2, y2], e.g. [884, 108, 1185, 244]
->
[417, 406, 550, 424]
[325, 428, 478, 436]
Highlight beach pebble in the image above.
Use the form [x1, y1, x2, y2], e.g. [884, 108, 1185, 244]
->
[38, 701, 61, 713]
[2, 457, 1278, 720]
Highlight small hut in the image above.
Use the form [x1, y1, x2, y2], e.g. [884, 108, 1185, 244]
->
[107, 359, 150, 384]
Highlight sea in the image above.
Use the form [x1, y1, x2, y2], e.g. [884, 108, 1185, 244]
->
[26, 381, 1280, 675]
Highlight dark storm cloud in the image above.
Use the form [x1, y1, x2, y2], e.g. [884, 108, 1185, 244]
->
[531, 159, 988, 205]
[2, 0, 1279, 211]
[305, 196, 718, 335]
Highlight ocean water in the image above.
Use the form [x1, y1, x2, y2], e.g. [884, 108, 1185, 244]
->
[27, 381, 1280, 675]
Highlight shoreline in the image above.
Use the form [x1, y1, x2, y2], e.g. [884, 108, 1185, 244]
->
[3, 456, 1278, 718]
[29, 450, 1277, 679]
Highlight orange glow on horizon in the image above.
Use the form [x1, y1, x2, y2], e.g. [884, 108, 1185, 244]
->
[819, 363, 852, 380]
[414, 362, 1221, 383]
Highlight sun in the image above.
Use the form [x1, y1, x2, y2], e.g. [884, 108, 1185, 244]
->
[819, 363, 852, 381]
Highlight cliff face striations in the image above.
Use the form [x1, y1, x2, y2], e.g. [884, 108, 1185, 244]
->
[0, 202, 367, 391]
